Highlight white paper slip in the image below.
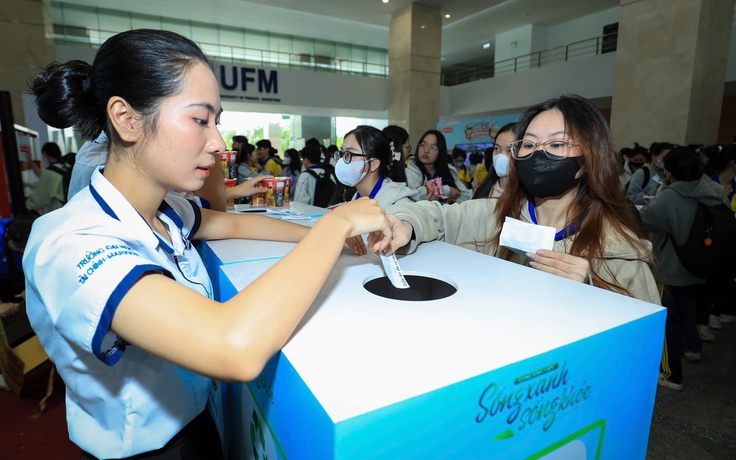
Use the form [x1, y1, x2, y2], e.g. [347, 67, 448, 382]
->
[380, 252, 410, 289]
[499, 216, 555, 256]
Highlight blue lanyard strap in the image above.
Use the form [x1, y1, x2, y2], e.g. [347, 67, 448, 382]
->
[528, 201, 579, 241]
[356, 176, 384, 200]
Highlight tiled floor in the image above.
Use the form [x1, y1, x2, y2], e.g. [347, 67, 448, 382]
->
[646, 321, 736, 459]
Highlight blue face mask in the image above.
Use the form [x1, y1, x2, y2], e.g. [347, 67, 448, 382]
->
[492, 154, 509, 177]
[335, 158, 373, 187]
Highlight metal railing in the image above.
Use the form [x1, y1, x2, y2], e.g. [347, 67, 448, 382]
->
[52, 25, 389, 78]
[441, 33, 618, 86]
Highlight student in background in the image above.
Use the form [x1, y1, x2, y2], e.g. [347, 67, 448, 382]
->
[405, 129, 471, 203]
[452, 147, 472, 189]
[638, 147, 729, 390]
[255, 139, 282, 176]
[281, 148, 302, 201]
[25, 142, 70, 214]
[293, 144, 335, 206]
[27, 29, 392, 459]
[626, 142, 674, 205]
[472, 123, 516, 199]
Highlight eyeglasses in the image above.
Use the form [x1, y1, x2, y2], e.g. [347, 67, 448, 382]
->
[406, 145, 413, 154]
[510, 138, 578, 161]
[418, 142, 439, 152]
[334, 150, 371, 164]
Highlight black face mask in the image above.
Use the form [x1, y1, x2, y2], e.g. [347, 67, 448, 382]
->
[516, 150, 583, 198]
[629, 160, 645, 171]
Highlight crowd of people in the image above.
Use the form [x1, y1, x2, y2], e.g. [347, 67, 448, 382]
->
[3, 28, 733, 457]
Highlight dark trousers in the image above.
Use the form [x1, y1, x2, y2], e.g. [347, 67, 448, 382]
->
[661, 285, 699, 384]
[81, 410, 224, 460]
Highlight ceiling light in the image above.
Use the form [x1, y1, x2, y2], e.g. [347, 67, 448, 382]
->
[382, 0, 389, 3]
[445, 13, 451, 19]
[483, 43, 490, 49]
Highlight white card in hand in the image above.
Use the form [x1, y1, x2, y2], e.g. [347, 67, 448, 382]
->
[380, 253, 410, 289]
[499, 217, 555, 256]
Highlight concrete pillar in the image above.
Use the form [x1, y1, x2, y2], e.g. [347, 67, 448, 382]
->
[388, 3, 441, 145]
[0, 0, 54, 125]
[610, 0, 733, 148]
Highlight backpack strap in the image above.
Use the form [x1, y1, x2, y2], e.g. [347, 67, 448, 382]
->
[642, 167, 650, 190]
[304, 169, 323, 180]
[47, 164, 67, 176]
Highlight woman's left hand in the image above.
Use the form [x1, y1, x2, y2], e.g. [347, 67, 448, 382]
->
[449, 186, 462, 200]
[527, 249, 590, 284]
[345, 235, 367, 255]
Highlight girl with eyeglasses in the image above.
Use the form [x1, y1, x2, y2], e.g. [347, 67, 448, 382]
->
[24, 29, 393, 459]
[334, 125, 417, 208]
[379, 94, 659, 304]
[405, 129, 472, 203]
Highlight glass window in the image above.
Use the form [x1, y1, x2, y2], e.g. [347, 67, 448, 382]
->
[98, 10, 131, 33]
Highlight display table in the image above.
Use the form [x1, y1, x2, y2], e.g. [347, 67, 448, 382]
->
[201, 217, 665, 460]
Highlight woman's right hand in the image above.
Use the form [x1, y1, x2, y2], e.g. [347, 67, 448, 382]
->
[325, 198, 392, 253]
[366, 214, 413, 256]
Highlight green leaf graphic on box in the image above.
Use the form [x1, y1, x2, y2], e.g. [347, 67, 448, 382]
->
[492, 429, 515, 440]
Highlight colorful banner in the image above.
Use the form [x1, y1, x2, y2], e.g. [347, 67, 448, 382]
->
[438, 114, 520, 152]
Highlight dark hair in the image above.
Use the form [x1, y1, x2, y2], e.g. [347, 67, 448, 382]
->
[701, 144, 736, 176]
[472, 122, 516, 199]
[382, 125, 409, 150]
[256, 139, 277, 155]
[452, 147, 467, 161]
[232, 135, 248, 145]
[305, 138, 320, 148]
[494, 94, 648, 297]
[41, 142, 62, 162]
[413, 129, 457, 188]
[326, 144, 339, 154]
[237, 143, 256, 165]
[284, 148, 302, 172]
[630, 143, 649, 162]
[32, 29, 212, 145]
[301, 144, 322, 164]
[663, 147, 703, 182]
[650, 142, 675, 158]
[344, 125, 400, 180]
[62, 152, 77, 167]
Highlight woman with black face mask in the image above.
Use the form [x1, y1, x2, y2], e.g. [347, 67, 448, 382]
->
[378, 94, 659, 304]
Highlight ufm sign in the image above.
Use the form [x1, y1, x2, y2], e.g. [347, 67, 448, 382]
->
[218, 63, 282, 103]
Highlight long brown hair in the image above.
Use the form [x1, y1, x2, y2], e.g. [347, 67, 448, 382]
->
[494, 94, 649, 295]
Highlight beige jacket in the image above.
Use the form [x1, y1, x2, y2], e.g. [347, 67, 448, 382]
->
[387, 199, 661, 305]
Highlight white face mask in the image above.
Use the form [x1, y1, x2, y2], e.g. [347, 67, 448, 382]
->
[492, 154, 509, 177]
[335, 158, 372, 187]
[282, 157, 291, 166]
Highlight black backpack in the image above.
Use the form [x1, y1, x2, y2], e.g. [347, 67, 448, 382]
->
[48, 164, 72, 203]
[304, 169, 337, 208]
[669, 202, 736, 277]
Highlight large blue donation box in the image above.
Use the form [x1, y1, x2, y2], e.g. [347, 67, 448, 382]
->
[200, 211, 665, 459]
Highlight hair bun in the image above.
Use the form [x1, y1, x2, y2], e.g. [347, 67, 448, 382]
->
[32, 60, 101, 139]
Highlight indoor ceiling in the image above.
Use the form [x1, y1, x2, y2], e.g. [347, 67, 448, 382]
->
[56, 0, 620, 68]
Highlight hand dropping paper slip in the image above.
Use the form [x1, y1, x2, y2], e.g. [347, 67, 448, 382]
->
[499, 217, 555, 256]
[380, 253, 410, 289]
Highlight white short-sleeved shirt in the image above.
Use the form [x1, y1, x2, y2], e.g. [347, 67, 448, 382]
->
[23, 168, 213, 458]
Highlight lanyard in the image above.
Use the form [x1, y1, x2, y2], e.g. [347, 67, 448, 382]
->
[356, 176, 384, 200]
[528, 201, 578, 241]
